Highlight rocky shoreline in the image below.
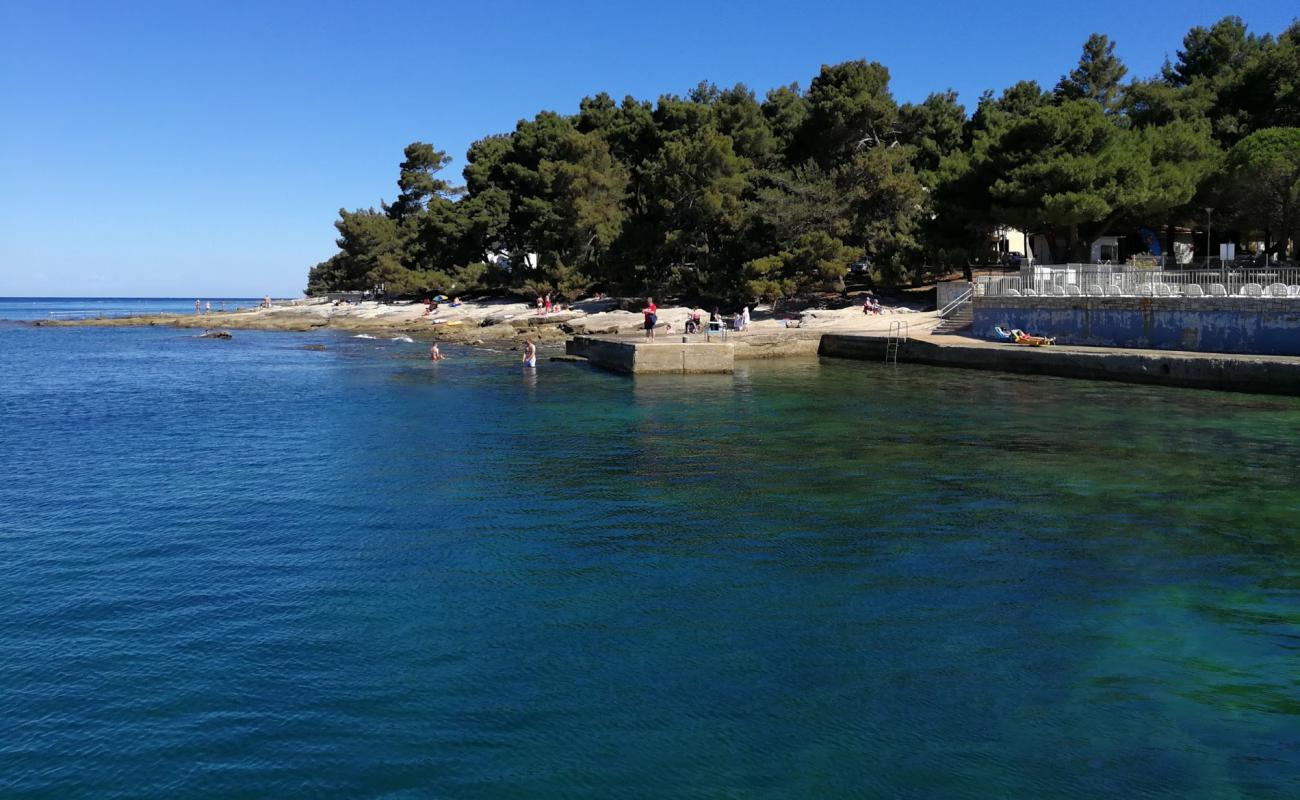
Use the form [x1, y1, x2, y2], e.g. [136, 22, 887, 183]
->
[36, 296, 937, 347]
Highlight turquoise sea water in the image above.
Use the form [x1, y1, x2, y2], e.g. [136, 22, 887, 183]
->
[2, 321, 1299, 798]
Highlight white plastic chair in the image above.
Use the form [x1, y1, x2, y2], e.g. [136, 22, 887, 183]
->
[1004, 288, 1022, 297]
[1288, 286, 1300, 297]
[1104, 285, 1122, 297]
[1241, 283, 1263, 298]
[1066, 284, 1083, 296]
[1209, 283, 1228, 297]
[1024, 288, 1039, 296]
[1184, 284, 1204, 298]
[1266, 283, 1288, 297]
[1136, 284, 1155, 297]
[1154, 284, 1172, 297]
[1049, 285, 1067, 296]
[1088, 284, 1104, 297]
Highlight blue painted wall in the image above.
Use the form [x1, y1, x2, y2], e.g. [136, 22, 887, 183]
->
[972, 297, 1300, 356]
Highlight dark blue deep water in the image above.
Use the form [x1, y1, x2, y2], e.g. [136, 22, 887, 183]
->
[2, 323, 1299, 798]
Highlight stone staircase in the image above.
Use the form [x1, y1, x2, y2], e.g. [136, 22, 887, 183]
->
[931, 301, 972, 335]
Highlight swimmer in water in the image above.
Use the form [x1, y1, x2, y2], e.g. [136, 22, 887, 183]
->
[429, 342, 445, 361]
[522, 339, 536, 368]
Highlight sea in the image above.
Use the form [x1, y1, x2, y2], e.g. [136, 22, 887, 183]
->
[2, 299, 1299, 798]
[0, 296, 265, 321]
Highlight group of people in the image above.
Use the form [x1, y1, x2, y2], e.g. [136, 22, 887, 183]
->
[994, 326, 1056, 346]
[431, 338, 537, 367]
[536, 294, 564, 315]
[194, 299, 230, 314]
[644, 298, 751, 340]
[422, 296, 463, 316]
[861, 293, 883, 315]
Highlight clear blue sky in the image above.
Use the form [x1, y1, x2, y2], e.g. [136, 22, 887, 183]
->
[1, 0, 1295, 297]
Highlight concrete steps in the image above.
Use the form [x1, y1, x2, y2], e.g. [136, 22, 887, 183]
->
[931, 302, 972, 335]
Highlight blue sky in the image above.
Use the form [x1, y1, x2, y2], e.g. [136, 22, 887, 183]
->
[1, 0, 1295, 297]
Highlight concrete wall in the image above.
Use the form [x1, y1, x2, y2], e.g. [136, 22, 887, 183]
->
[936, 281, 970, 309]
[733, 331, 824, 360]
[819, 333, 1300, 396]
[972, 296, 1300, 356]
[567, 336, 734, 373]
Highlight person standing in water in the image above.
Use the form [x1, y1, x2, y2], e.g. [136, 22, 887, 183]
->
[195, 299, 201, 315]
[522, 339, 536, 368]
[429, 343, 445, 361]
[643, 297, 658, 341]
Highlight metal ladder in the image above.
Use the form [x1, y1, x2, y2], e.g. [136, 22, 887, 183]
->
[885, 321, 909, 365]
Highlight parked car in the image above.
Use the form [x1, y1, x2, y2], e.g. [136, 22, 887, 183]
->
[848, 259, 872, 275]
[1000, 251, 1023, 268]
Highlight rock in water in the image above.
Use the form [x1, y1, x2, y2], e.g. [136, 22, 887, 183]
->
[198, 331, 233, 339]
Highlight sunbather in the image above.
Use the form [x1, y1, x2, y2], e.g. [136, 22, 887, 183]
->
[1011, 329, 1055, 346]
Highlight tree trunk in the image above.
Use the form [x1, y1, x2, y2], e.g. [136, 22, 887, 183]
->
[1068, 224, 1084, 262]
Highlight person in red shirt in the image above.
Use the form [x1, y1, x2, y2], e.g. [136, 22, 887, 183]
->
[643, 297, 658, 341]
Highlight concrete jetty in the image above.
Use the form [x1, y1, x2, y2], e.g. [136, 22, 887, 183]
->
[819, 333, 1300, 396]
[565, 330, 1300, 395]
[565, 331, 824, 374]
[566, 335, 735, 374]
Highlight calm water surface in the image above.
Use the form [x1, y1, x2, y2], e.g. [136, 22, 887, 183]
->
[0, 296, 264, 321]
[1, 324, 1298, 798]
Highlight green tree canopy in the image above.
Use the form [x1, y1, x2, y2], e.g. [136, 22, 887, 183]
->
[306, 17, 1300, 299]
[1219, 127, 1300, 256]
[1055, 33, 1128, 112]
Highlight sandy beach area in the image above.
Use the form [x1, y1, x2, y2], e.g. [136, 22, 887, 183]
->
[40, 296, 940, 345]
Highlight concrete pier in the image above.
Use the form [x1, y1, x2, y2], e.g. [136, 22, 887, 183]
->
[972, 295, 1300, 356]
[566, 335, 735, 374]
[819, 333, 1300, 395]
[566, 329, 1300, 395]
[566, 330, 827, 373]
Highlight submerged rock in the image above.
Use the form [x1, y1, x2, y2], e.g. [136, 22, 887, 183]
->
[198, 330, 233, 339]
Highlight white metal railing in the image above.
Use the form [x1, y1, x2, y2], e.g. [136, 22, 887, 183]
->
[977, 266, 1300, 299]
[937, 286, 974, 318]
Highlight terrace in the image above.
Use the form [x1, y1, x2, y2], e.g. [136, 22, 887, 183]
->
[969, 265, 1300, 356]
[976, 265, 1300, 299]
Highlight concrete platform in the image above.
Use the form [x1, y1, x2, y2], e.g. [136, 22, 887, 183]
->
[567, 335, 735, 374]
[566, 330, 829, 373]
[820, 333, 1300, 395]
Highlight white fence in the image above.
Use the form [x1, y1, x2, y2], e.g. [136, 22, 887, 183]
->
[976, 266, 1300, 299]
